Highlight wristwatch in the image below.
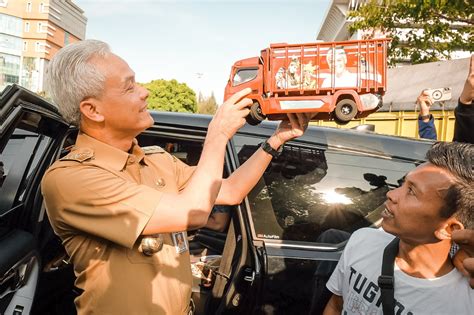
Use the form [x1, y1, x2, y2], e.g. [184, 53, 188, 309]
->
[260, 140, 283, 158]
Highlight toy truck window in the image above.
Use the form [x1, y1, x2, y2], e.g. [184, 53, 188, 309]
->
[232, 68, 258, 86]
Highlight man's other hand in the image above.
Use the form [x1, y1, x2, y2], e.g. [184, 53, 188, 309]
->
[452, 229, 474, 288]
[460, 55, 474, 105]
[268, 113, 313, 149]
[417, 90, 433, 122]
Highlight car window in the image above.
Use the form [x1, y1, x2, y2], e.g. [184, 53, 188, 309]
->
[234, 135, 417, 244]
[0, 116, 52, 214]
[138, 134, 204, 165]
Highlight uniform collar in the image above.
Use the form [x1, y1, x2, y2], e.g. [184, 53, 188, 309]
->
[75, 133, 146, 171]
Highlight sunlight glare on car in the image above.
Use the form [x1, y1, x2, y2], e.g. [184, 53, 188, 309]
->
[321, 190, 353, 205]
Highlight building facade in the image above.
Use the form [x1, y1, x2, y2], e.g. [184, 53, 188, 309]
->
[0, 0, 86, 92]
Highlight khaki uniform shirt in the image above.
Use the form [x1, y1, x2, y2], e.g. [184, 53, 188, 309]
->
[41, 133, 195, 315]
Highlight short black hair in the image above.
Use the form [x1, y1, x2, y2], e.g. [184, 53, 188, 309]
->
[426, 142, 473, 228]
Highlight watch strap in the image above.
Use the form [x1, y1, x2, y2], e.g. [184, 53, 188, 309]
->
[260, 140, 283, 158]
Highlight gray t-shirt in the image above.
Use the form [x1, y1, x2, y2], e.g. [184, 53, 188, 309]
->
[327, 228, 474, 315]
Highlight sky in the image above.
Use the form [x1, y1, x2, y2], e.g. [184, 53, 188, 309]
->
[74, 0, 331, 103]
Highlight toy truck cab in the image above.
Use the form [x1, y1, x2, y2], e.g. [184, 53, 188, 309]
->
[224, 39, 389, 125]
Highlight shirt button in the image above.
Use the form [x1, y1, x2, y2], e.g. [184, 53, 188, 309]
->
[128, 156, 135, 164]
[156, 178, 166, 187]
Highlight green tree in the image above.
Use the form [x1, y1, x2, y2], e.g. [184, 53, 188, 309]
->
[348, 0, 473, 64]
[142, 79, 197, 113]
[197, 91, 218, 114]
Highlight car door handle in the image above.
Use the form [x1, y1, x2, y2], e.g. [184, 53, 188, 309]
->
[0, 268, 16, 286]
[0, 268, 19, 299]
[0, 255, 36, 299]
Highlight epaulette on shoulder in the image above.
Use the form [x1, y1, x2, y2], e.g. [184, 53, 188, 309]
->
[142, 145, 165, 155]
[59, 147, 94, 163]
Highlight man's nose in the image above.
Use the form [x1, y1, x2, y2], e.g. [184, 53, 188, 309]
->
[386, 187, 398, 203]
[140, 86, 149, 99]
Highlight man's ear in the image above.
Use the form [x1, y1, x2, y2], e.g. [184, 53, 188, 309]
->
[79, 98, 104, 123]
[435, 218, 464, 240]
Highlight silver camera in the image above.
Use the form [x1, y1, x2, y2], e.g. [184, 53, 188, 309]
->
[424, 87, 452, 102]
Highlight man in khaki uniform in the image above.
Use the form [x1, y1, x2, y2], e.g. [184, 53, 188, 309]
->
[41, 40, 312, 314]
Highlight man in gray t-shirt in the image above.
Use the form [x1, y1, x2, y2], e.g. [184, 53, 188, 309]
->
[323, 141, 474, 315]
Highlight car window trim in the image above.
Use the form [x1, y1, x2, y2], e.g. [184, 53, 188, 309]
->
[262, 240, 343, 251]
[288, 139, 426, 164]
[0, 106, 22, 147]
[143, 129, 207, 141]
[264, 245, 342, 261]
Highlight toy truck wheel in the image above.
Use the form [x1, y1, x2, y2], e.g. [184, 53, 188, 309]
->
[246, 102, 266, 126]
[334, 99, 357, 124]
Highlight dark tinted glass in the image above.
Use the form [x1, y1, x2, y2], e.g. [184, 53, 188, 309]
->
[234, 135, 416, 244]
[0, 119, 51, 213]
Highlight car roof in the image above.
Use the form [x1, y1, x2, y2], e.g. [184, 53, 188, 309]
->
[1, 83, 432, 164]
[150, 111, 433, 163]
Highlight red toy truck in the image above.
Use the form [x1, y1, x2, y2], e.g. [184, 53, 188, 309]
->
[224, 38, 390, 124]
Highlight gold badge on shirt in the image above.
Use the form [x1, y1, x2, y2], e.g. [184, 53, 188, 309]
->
[171, 231, 188, 254]
[155, 178, 166, 187]
[140, 234, 164, 256]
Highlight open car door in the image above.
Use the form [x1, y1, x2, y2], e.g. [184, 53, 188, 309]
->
[0, 84, 72, 314]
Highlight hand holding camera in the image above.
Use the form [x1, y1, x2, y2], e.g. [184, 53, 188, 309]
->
[417, 90, 433, 121]
[417, 87, 452, 122]
[424, 87, 452, 103]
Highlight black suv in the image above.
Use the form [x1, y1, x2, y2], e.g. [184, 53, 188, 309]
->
[0, 84, 433, 314]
